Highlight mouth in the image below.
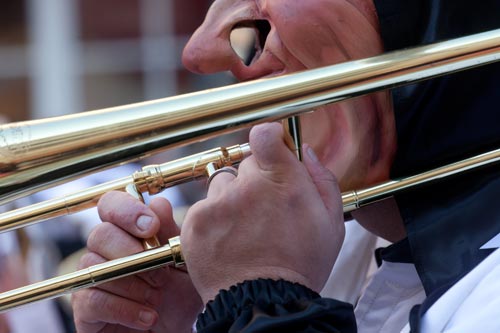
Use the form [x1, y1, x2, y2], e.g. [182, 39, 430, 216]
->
[230, 20, 271, 66]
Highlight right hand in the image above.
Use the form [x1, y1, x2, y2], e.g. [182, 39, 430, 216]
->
[72, 192, 202, 332]
[181, 123, 346, 304]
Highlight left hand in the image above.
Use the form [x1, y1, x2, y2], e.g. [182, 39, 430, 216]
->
[72, 193, 202, 333]
[181, 122, 346, 304]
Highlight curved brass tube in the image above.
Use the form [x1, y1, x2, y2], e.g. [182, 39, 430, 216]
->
[0, 29, 499, 313]
[1, 28, 499, 205]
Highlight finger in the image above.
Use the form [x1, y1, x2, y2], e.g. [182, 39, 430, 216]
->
[87, 222, 144, 259]
[302, 144, 343, 222]
[78, 252, 164, 307]
[149, 197, 178, 244]
[98, 191, 161, 238]
[249, 123, 299, 171]
[86, 222, 170, 287]
[72, 288, 158, 331]
[206, 167, 238, 198]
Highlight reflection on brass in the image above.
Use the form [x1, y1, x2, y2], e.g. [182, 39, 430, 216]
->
[342, 148, 500, 212]
[0, 29, 499, 313]
[0, 29, 498, 204]
[0, 237, 183, 313]
[283, 117, 302, 161]
[0, 144, 251, 234]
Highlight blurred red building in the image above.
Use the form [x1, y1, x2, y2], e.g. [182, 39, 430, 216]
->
[0, 0, 231, 122]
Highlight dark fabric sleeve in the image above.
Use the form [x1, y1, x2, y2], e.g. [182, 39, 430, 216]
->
[196, 279, 357, 333]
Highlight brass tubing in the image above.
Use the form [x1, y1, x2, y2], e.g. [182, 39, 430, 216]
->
[0, 148, 497, 312]
[1, 29, 499, 204]
[0, 177, 131, 232]
[0, 30, 499, 314]
[0, 237, 183, 313]
[283, 117, 303, 161]
[342, 148, 500, 212]
[0, 144, 251, 233]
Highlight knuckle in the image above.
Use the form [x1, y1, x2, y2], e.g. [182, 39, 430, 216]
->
[124, 276, 152, 301]
[98, 191, 145, 223]
[184, 201, 208, 228]
[86, 288, 106, 310]
[85, 289, 123, 323]
[77, 252, 104, 270]
[72, 289, 103, 322]
[86, 222, 114, 252]
[97, 191, 122, 220]
[113, 301, 130, 323]
[323, 169, 339, 186]
[143, 266, 169, 289]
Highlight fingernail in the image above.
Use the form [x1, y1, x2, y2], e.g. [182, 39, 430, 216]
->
[139, 310, 155, 325]
[137, 215, 153, 231]
[306, 145, 319, 162]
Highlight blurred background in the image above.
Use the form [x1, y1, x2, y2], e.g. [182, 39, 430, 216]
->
[0, 0, 234, 121]
[0, 1, 248, 332]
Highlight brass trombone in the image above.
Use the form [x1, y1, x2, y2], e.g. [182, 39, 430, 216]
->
[0, 28, 499, 312]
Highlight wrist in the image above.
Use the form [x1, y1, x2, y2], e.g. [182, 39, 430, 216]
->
[196, 279, 320, 331]
[196, 268, 313, 304]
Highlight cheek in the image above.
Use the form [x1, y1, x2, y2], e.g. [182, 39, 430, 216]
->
[300, 105, 348, 162]
[266, 1, 382, 68]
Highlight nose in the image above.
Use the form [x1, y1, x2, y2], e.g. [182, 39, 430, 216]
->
[182, 1, 248, 74]
[182, 20, 239, 74]
[182, 0, 277, 77]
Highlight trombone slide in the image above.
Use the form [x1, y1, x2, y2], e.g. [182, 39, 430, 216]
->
[0, 144, 251, 233]
[0, 237, 183, 313]
[0, 29, 499, 314]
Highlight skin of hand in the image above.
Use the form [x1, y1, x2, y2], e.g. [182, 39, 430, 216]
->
[72, 194, 202, 333]
[181, 122, 346, 304]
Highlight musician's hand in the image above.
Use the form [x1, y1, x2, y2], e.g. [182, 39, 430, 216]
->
[181, 122, 346, 304]
[72, 192, 202, 333]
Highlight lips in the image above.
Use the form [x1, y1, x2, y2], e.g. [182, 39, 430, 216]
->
[182, 0, 397, 191]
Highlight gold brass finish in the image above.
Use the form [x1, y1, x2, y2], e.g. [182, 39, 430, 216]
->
[0, 237, 183, 312]
[0, 144, 251, 234]
[342, 148, 500, 212]
[0, 30, 498, 313]
[0, 29, 499, 204]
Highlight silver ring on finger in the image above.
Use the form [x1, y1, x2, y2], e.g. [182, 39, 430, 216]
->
[207, 166, 238, 187]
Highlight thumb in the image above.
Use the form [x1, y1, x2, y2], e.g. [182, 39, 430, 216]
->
[249, 123, 298, 171]
[302, 144, 343, 222]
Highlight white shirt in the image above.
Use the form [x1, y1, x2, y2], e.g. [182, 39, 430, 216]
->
[421, 247, 500, 332]
[355, 261, 426, 333]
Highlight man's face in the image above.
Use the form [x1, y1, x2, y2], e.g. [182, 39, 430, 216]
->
[182, 0, 396, 191]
